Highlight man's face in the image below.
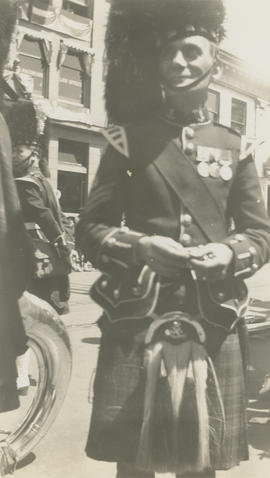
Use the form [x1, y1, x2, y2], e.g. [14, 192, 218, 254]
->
[13, 144, 33, 161]
[159, 35, 216, 90]
[12, 144, 39, 172]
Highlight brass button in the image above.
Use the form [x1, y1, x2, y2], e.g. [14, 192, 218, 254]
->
[113, 289, 120, 299]
[249, 246, 257, 256]
[182, 233, 191, 246]
[217, 291, 225, 300]
[252, 263, 258, 271]
[184, 143, 195, 155]
[181, 214, 192, 226]
[132, 286, 142, 297]
[185, 127, 195, 139]
[101, 280, 108, 289]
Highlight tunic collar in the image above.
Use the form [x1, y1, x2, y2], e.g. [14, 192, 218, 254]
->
[161, 106, 210, 128]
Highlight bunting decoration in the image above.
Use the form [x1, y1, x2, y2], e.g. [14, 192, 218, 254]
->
[18, 0, 92, 41]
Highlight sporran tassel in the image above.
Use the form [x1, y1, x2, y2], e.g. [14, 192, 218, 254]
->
[191, 342, 210, 471]
[136, 341, 163, 471]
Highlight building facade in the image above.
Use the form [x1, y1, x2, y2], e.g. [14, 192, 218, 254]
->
[5, 0, 270, 216]
[208, 49, 270, 210]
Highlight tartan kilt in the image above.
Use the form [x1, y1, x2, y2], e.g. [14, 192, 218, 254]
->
[86, 319, 249, 470]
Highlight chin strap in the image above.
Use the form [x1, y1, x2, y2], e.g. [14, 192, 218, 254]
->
[162, 64, 214, 93]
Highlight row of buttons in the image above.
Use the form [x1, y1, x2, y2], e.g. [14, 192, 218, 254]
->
[183, 127, 195, 156]
[180, 212, 193, 246]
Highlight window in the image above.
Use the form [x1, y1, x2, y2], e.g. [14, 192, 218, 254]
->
[19, 37, 46, 96]
[231, 98, 247, 135]
[58, 171, 87, 213]
[62, 0, 93, 18]
[58, 139, 88, 213]
[59, 50, 85, 104]
[58, 138, 88, 167]
[207, 90, 220, 122]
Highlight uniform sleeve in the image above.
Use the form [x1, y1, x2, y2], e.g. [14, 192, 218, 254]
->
[223, 154, 270, 278]
[16, 181, 63, 242]
[76, 145, 144, 273]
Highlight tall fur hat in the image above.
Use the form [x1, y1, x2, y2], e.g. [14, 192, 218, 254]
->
[5, 100, 40, 147]
[5, 99, 50, 176]
[105, 0, 226, 124]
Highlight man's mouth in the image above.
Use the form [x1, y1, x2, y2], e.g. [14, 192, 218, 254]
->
[170, 75, 193, 84]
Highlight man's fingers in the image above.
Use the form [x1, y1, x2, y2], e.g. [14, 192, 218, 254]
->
[152, 242, 190, 261]
[186, 246, 208, 259]
[190, 257, 222, 270]
[149, 253, 189, 271]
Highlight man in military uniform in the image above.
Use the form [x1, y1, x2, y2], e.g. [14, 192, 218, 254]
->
[5, 100, 71, 315]
[76, 1, 270, 477]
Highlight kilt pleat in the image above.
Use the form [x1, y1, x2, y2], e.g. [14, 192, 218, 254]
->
[211, 332, 249, 469]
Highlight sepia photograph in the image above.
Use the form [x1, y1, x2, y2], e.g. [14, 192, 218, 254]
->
[1, 1, 270, 477]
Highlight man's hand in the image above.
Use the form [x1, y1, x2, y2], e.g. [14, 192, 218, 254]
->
[54, 234, 71, 266]
[137, 235, 191, 277]
[187, 243, 233, 281]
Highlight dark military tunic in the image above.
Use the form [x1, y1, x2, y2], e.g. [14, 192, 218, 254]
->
[77, 113, 270, 470]
[15, 171, 70, 315]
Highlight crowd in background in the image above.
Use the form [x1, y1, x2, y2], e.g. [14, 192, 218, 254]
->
[63, 215, 94, 272]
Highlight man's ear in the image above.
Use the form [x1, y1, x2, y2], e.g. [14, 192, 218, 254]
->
[211, 59, 223, 80]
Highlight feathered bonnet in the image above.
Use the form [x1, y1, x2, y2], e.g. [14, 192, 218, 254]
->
[5, 99, 49, 177]
[105, 0, 226, 124]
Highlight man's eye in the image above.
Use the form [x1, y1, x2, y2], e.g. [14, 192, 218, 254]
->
[183, 45, 201, 60]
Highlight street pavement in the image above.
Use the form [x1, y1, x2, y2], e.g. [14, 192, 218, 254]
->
[12, 264, 270, 478]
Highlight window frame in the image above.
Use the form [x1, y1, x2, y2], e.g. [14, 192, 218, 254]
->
[18, 35, 48, 97]
[62, 0, 93, 18]
[57, 169, 88, 214]
[57, 138, 89, 214]
[231, 97, 247, 135]
[207, 89, 220, 123]
[59, 48, 90, 106]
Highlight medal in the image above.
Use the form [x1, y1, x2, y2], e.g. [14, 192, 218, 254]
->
[219, 164, 232, 181]
[196, 146, 233, 180]
[197, 146, 209, 162]
[197, 162, 209, 178]
[209, 162, 220, 178]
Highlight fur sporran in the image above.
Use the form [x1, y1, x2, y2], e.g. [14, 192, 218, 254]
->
[136, 312, 225, 474]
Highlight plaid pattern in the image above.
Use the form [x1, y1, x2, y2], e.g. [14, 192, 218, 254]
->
[211, 332, 249, 469]
[86, 324, 248, 470]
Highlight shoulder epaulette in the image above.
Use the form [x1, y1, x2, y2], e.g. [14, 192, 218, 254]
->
[15, 176, 40, 186]
[103, 125, 129, 158]
[239, 137, 263, 161]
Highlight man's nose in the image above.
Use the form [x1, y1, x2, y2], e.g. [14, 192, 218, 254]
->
[172, 50, 187, 68]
